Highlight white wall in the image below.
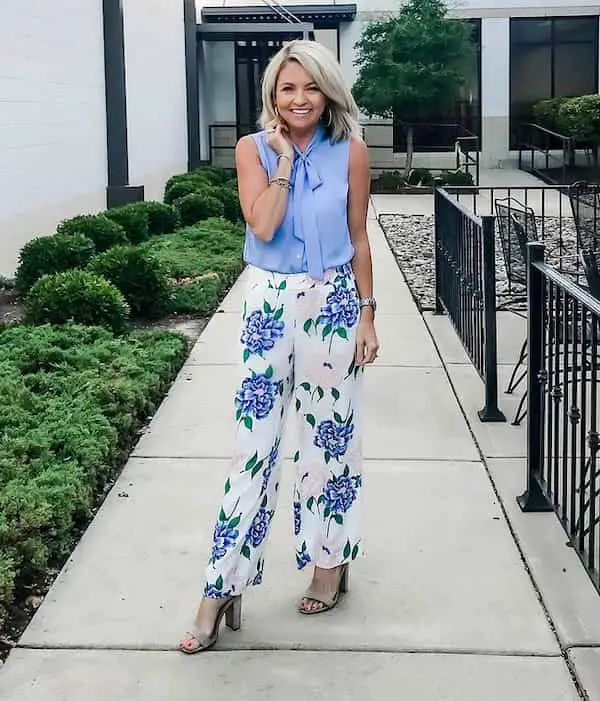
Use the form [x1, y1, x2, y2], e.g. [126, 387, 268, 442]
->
[123, 0, 188, 201]
[0, 0, 107, 277]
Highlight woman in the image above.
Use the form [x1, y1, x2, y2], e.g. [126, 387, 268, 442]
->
[179, 39, 379, 654]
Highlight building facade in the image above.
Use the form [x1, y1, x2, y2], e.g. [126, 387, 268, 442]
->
[0, 0, 599, 276]
[196, 0, 600, 171]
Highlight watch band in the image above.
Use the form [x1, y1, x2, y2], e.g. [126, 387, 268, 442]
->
[358, 296, 377, 311]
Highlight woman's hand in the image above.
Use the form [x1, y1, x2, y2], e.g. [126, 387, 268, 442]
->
[355, 315, 379, 365]
[265, 120, 294, 159]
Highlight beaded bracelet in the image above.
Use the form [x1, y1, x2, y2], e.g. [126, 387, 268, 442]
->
[277, 153, 293, 166]
[269, 176, 291, 190]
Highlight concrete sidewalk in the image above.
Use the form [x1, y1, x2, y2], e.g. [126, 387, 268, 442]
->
[0, 202, 587, 699]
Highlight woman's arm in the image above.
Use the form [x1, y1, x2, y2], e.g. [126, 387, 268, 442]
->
[348, 135, 379, 364]
[235, 129, 293, 242]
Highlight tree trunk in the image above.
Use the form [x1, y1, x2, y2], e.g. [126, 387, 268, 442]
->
[404, 125, 414, 179]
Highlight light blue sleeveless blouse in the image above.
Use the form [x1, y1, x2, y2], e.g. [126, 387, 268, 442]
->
[243, 124, 354, 281]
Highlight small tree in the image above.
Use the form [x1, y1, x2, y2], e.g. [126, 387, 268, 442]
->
[353, 0, 476, 176]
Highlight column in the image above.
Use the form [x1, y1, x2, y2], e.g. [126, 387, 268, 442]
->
[481, 17, 510, 168]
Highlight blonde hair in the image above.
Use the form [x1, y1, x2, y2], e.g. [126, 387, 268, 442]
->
[259, 39, 360, 142]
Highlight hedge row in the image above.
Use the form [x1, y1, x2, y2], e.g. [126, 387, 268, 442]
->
[12, 166, 244, 330]
[0, 323, 188, 619]
[533, 94, 600, 143]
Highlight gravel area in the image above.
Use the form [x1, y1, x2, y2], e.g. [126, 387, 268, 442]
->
[380, 214, 580, 311]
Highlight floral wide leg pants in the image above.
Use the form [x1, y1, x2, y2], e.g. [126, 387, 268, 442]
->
[203, 264, 364, 599]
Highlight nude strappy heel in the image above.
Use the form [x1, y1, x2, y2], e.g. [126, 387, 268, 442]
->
[298, 563, 349, 615]
[179, 595, 242, 654]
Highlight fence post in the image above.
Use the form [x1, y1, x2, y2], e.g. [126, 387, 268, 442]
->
[433, 188, 444, 315]
[518, 242, 553, 512]
[478, 215, 506, 422]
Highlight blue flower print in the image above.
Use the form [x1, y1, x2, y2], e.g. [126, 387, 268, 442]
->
[293, 501, 301, 536]
[246, 507, 274, 548]
[261, 443, 279, 494]
[235, 370, 280, 422]
[296, 547, 311, 569]
[204, 580, 234, 599]
[318, 285, 358, 330]
[314, 419, 354, 459]
[210, 521, 239, 562]
[241, 309, 284, 356]
[323, 473, 361, 515]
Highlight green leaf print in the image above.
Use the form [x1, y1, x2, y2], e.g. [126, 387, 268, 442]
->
[324, 506, 331, 518]
[343, 540, 351, 559]
[295, 398, 301, 411]
[224, 478, 231, 494]
[322, 324, 332, 339]
[351, 544, 360, 560]
[264, 301, 273, 314]
[261, 494, 268, 508]
[243, 416, 253, 430]
[305, 413, 316, 428]
[235, 408, 242, 422]
[245, 452, 258, 471]
[241, 545, 251, 559]
[331, 387, 340, 401]
[333, 514, 343, 525]
[307, 496, 315, 511]
[274, 306, 284, 321]
[219, 508, 226, 522]
[316, 386, 324, 400]
[343, 464, 350, 477]
[303, 319, 312, 333]
[243, 349, 250, 363]
[278, 280, 287, 291]
[265, 365, 274, 379]
[300, 382, 311, 391]
[216, 575, 224, 590]
[337, 328, 348, 340]
[293, 450, 300, 462]
[333, 411, 343, 424]
[324, 451, 331, 464]
[251, 461, 263, 478]
[229, 515, 241, 528]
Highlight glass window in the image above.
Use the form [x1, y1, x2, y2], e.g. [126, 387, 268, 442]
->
[510, 16, 599, 148]
[511, 19, 552, 45]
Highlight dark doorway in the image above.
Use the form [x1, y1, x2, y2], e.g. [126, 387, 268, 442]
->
[235, 39, 287, 139]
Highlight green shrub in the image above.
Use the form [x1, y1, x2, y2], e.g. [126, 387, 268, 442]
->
[0, 323, 188, 620]
[56, 214, 128, 252]
[438, 169, 474, 186]
[372, 170, 406, 192]
[16, 233, 96, 295]
[128, 201, 180, 236]
[143, 217, 244, 315]
[406, 168, 435, 186]
[174, 192, 225, 226]
[24, 270, 129, 333]
[163, 179, 199, 205]
[210, 185, 243, 223]
[558, 94, 600, 142]
[88, 246, 170, 318]
[104, 203, 149, 244]
[533, 97, 570, 133]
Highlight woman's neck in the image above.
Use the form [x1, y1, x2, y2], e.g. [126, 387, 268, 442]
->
[288, 125, 319, 153]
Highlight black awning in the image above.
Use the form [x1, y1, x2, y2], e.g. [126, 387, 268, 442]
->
[201, 4, 356, 28]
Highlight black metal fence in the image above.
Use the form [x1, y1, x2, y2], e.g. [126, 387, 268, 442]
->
[434, 188, 505, 422]
[519, 242, 600, 593]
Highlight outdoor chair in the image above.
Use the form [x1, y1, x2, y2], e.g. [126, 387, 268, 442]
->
[494, 198, 538, 422]
[568, 181, 600, 254]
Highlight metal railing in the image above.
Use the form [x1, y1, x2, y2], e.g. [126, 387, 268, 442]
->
[517, 123, 572, 185]
[519, 241, 600, 593]
[434, 187, 505, 422]
[208, 122, 480, 184]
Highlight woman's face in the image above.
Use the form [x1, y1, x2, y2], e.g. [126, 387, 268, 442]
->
[274, 60, 327, 132]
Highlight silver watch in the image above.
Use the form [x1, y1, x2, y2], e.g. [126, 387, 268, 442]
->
[358, 296, 377, 312]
